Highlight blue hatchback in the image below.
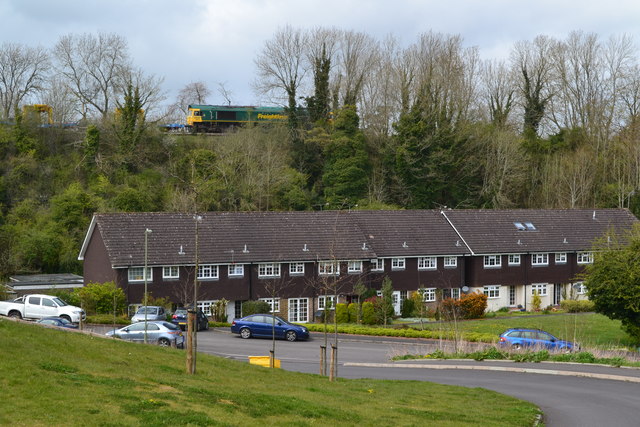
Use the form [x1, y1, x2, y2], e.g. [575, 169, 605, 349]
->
[231, 314, 309, 341]
[499, 328, 577, 351]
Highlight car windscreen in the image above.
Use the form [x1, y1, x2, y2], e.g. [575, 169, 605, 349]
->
[53, 297, 68, 307]
[137, 307, 157, 314]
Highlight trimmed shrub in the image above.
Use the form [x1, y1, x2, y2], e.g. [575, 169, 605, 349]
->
[560, 299, 595, 313]
[347, 303, 358, 323]
[362, 301, 376, 325]
[401, 297, 415, 318]
[458, 292, 488, 319]
[242, 300, 271, 316]
[335, 303, 349, 323]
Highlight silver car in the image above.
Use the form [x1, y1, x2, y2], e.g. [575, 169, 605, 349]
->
[131, 306, 167, 323]
[106, 321, 184, 348]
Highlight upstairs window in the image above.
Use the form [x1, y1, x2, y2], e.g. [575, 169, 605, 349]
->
[555, 253, 567, 264]
[577, 252, 593, 264]
[531, 253, 549, 266]
[371, 259, 384, 272]
[319, 261, 339, 276]
[228, 264, 244, 277]
[258, 263, 281, 278]
[418, 257, 437, 270]
[508, 254, 521, 266]
[347, 261, 362, 273]
[198, 264, 219, 279]
[289, 262, 305, 275]
[483, 255, 501, 268]
[443, 257, 457, 268]
[391, 258, 405, 270]
[162, 266, 179, 279]
[129, 267, 152, 282]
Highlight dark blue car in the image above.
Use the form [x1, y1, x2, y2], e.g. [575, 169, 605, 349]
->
[499, 328, 577, 351]
[231, 314, 309, 341]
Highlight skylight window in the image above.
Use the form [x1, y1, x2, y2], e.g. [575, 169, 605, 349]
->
[514, 221, 537, 231]
[514, 222, 526, 231]
[524, 222, 536, 231]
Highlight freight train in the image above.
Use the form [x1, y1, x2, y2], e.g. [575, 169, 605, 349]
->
[186, 104, 288, 133]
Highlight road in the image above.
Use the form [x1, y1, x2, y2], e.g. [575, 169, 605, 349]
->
[86, 324, 640, 426]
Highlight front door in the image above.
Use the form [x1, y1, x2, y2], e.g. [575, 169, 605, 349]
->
[553, 284, 563, 305]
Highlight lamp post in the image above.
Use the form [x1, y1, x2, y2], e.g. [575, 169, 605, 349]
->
[144, 228, 152, 344]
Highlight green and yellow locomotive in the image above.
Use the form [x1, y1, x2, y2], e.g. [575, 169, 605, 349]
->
[186, 105, 287, 133]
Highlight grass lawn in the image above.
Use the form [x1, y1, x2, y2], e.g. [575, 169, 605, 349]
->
[0, 319, 540, 426]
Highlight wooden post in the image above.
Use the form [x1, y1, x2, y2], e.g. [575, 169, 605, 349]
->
[320, 345, 326, 376]
[329, 344, 336, 382]
[186, 310, 196, 374]
[269, 350, 275, 368]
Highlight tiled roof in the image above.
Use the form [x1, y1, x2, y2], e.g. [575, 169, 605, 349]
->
[87, 208, 638, 267]
[442, 208, 638, 254]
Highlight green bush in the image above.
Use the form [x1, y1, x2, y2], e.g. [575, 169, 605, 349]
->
[347, 303, 358, 324]
[241, 300, 271, 316]
[401, 297, 415, 318]
[75, 282, 126, 315]
[335, 303, 349, 323]
[560, 299, 595, 313]
[361, 301, 376, 325]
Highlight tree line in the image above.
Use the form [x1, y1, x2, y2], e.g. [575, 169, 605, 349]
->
[1, 28, 640, 280]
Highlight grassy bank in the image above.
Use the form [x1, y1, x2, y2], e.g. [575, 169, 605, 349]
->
[0, 319, 539, 426]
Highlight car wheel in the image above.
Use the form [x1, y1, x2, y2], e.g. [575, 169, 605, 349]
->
[286, 331, 297, 342]
[511, 343, 522, 350]
[8, 311, 22, 319]
[60, 315, 72, 323]
[240, 328, 251, 339]
[158, 338, 171, 347]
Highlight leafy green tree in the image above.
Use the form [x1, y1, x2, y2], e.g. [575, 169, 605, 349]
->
[378, 276, 395, 326]
[75, 281, 126, 315]
[584, 225, 640, 342]
[83, 125, 100, 166]
[322, 106, 370, 205]
[114, 83, 145, 156]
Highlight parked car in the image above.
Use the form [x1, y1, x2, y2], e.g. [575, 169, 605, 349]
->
[171, 308, 209, 331]
[499, 328, 578, 351]
[106, 321, 184, 348]
[131, 306, 167, 323]
[231, 314, 309, 341]
[36, 316, 79, 329]
[0, 294, 85, 323]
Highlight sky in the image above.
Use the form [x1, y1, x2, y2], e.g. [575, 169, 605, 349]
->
[1, 0, 640, 107]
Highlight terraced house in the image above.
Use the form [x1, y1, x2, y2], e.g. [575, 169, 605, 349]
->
[78, 209, 638, 322]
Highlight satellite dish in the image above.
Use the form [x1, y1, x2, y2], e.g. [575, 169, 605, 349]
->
[461, 286, 470, 293]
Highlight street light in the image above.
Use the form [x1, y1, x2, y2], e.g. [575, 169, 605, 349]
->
[144, 228, 152, 344]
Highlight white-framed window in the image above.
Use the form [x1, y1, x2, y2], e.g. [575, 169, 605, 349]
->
[288, 298, 309, 323]
[259, 297, 280, 313]
[531, 283, 548, 296]
[391, 258, 405, 270]
[318, 295, 336, 310]
[577, 252, 594, 264]
[484, 285, 500, 299]
[228, 264, 244, 277]
[442, 288, 460, 300]
[371, 259, 384, 272]
[128, 267, 152, 282]
[347, 260, 362, 273]
[555, 253, 567, 264]
[197, 300, 214, 316]
[444, 257, 457, 268]
[289, 262, 305, 275]
[318, 261, 339, 276]
[575, 282, 587, 295]
[418, 257, 437, 270]
[198, 264, 219, 279]
[258, 263, 281, 278]
[162, 266, 179, 279]
[532, 253, 549, 266]
[508, 254, 521, 266]
[419, 288, 436, 302]
[483, 255, 501, 268]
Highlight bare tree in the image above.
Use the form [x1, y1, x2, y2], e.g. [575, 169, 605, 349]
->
[175, 81, 211, 115]
[254, 25, 307, 112]
[511, 35, 556, 138]
[118, 67, 166, 119]
[53, 32, 130, 120]
[0, 42, 50, 120]
[217, 82, 233, 106]
[481, 59, 516, 128]
[334, 30, 378, 106]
